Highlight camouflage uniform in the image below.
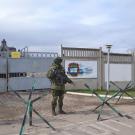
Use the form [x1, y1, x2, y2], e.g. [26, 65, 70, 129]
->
[47, 57, 72, 115]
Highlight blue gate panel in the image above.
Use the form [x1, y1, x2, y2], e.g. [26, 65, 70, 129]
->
[0, 79, 7, 92]
[0, 58, 7, 73]
[8, 77, 51, 91]
[8, 58, 54, 72]
[0, 56, 56, 91]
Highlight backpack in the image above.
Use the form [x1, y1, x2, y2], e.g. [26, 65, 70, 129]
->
[47, 67, 56, 80]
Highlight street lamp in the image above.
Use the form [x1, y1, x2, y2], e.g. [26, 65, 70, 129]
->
[106, 44, 112, 91]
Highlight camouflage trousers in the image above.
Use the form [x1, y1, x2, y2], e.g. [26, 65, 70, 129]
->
[51, 90, 64, 107]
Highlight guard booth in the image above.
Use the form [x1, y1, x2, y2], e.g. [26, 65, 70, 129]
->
[0, 52, 58, 92]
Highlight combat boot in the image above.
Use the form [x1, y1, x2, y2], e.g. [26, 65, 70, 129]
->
[52, 105, 56, 116]
[58, 105, 66, 114]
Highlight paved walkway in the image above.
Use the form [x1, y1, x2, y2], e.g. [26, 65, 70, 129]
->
[1, 107, 135, 135]
[0, 93, 135, 135]
[32, 111, 135, 135]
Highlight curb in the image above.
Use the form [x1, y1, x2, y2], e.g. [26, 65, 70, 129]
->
[67, 92, 133, 100]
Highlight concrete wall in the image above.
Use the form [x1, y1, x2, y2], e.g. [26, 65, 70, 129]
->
[62, 46, 134, 90]
[66, 78, 98, 90]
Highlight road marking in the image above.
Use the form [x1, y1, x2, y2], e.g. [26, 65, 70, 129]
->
[61, 131, 72, 135]
[60, 119, 96, 129]
[109, 119, 133, 128]
[78, 123, 111, 135]
[97, 122, 120, 132]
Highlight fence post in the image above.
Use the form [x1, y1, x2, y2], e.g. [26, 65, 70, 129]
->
[98, 47, 103, 89]
[6, 54, 9, 92]
[132, 52, 135, 84]
[29, 101, 33, 126]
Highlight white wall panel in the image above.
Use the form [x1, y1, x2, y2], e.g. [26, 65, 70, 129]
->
[105, 64, 131, 81]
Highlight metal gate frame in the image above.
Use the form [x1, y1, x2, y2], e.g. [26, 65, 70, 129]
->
[0, 52, 58, 92]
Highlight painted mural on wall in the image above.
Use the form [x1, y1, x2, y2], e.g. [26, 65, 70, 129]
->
[65, 60, 97, 78]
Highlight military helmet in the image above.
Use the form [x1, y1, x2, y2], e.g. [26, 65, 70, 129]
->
[54, 57, 62, 64]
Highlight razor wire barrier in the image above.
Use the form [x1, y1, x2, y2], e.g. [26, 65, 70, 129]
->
[84, 83, 132, 121]
[14, 75, 55, 135]
[110, 81, 135, 103]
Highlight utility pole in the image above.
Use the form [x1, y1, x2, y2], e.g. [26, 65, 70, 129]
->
[106, 45, 112, 91]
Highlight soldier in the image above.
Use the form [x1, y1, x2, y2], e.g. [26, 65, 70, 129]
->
[47, 57, 73, 116]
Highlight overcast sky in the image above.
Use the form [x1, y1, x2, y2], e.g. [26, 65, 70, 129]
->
[0, 0, 135, 53]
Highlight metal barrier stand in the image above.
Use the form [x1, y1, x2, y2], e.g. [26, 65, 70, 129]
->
[84, 84, 132, 121]
[14, 77, 55, 135]
[110, 81, 135, 103]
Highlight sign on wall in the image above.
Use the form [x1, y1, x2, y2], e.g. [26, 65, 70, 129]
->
[65, 60, 97, 78]
[11, 51, 21, 58]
